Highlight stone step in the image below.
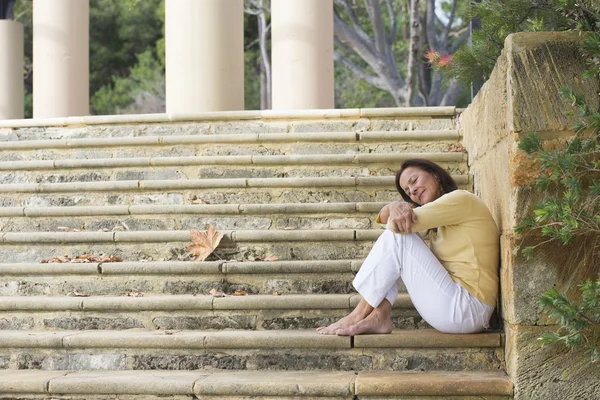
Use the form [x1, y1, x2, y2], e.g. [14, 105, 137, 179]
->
[0, 152, 466, 172]
[0, 260, 366, 296]
[0, 330, 503, 372]
[0, 130, 459, 151]
[1, 201, 387, 217]
[0, 229, 383, 263]
[0, 369, 512, 398]
[0, 175, 472, 208]
[0, 294, 427, 331]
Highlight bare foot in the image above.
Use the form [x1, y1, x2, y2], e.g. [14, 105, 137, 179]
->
[317, 298, 373, 335]
[336, 306, 393, 336]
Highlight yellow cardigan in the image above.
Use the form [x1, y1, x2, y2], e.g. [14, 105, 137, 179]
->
[377, 190, 500, 307]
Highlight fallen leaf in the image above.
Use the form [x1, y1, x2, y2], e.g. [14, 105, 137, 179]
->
[283, 227, 297, 230]
[233, 289, 246, 296]
[112, 226, 125, 231]
[209, 288, 224, 297]
[68, 290, 90, 297]
[40, 259, 48, 263]
[264, 255, 278, 262]
[127, 291, 144, 297]
[187, 225, 224, 262]
[273, 291, 280, 296]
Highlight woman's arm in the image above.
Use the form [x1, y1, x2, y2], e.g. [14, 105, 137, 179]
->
[378, 201, 418, 233]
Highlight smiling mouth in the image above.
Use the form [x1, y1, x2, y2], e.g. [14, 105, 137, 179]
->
[418, 190, 424, 202]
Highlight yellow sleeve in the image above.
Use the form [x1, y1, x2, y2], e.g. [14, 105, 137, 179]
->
[409, 190, 473, 232]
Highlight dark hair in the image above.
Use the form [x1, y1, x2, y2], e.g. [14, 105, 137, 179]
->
[395, 159, 458, 207]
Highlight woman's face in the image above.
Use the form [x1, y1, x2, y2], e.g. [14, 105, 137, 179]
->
[398, 166, 442, 205]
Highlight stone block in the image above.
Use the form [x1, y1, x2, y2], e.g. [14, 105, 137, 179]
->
[0, 370, 68, 393]
[0, 317, 35, 330]
[181, 217, 272, 230]
[153, 315, 257, 330]
[506, 324, 599, 400]
[136, 123, 211, 136]
[132, 193, 184, 205]
[116, 170, 183, 181]
[211, 121, 288, 135]
[501, 233, 599, 326]
[289, 120, 370, 133]
[23, 353, 127, 371]
[132, 354, 246, 370]
[43, 317, 144, 330]
[48, 370, 207, 395]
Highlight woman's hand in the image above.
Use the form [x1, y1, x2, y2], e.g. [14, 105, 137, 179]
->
[386, 201, 417, 234]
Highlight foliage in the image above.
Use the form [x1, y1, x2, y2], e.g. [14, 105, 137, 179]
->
[447, 0, 597, 87]
[538, 279, 600, 364]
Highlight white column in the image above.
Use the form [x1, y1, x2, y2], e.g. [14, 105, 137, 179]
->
[166, 0, 244, 113]
[0, 20, 24, 120]
[271, 0, 334, 110]
[33, 0, 89, 118]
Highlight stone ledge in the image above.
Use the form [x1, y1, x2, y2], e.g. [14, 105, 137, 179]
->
[0, 369, 511, 397]
[0, 260, 362, 275]
[0, 152, 465, 171]
[0, 329, 501, 350]
[0, 229, 385, 244]
[6, 202, 385, 218]
[0, 130, 459, 150]
[0, 107, 456, 129]
[0, 175, 470, 193]
[0, 294, 412, 311]
[355, 370, 513, 397]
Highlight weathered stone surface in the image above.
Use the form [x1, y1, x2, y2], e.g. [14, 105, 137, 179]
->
[132, 354, 246, 370]
[133, 193, 184, 205]
[35, 172, 110, 184]
[289, 120, 369, 133]
[272, 217, 371, 230]
[0, 317, 35, 330]
[181, 217, 272, 230]
[370, 119, 454, 132]
[367, 349, 502, 371]
[136, 123, 211, 136]
[506, 324, 600, 400]
[211, 121, 288, 135]
[0, 356, 9, 369]
[153, 315, 257, 330]
[43, 317, 144, 330]
[116, 170, 184, 181]
[251, 352, 372, 371]
[17, 353, 127, 371]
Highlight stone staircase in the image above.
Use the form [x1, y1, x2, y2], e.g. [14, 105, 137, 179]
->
[0, 108, 512, 399]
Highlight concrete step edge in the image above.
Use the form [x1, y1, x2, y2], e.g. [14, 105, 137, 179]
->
[0, 130, 460, 150]
[0, 175, 470, 193]
[0, 106, 456, 129]
[0, 329, 502, 349]
[0, 259, 365, 275]
[1, 202, 389, 218]
[0, 152, 467, 171]
[0, 369, 512, 397]
[0, 293, 413, 311]
[0, 229, 385, 244]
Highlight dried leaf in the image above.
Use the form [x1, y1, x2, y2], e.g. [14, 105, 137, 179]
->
[209, 288, 225, 297]
[112, 225, 125, 231]
[57, 226, 74, 232]
[68, 290, 90, 297]
[40, 259, 48, 263]
[191, 196, 211, 204]
[264, 255, 278, 262]
[233, 289, 246, 296]
[283, 227, 297, 230]
[187, 225, 224, 262]
[127, 291, 144, 297]
[273, 291, 280, 296]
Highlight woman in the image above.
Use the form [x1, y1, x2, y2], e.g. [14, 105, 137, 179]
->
[317, 159, 499, 335]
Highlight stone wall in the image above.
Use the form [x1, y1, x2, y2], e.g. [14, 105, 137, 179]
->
[459, 32, 600, 399]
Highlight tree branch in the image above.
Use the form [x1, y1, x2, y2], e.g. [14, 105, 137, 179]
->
[364, 0, 388, 55]
[449, 28, 471, 53]
[334, 51, 388, 91]
[334, 11, 379, 66]
[405, 0, 421, 106]
[334, 0, 373, 45]
[385, 0, 398, 46]
[441, 0, 458, 48]
[426, 0, 438, 50]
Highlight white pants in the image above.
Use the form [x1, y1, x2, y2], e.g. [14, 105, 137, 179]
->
[353, 230, 495, 334]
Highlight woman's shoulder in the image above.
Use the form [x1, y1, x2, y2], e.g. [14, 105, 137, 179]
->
[439, 189, 475, 203]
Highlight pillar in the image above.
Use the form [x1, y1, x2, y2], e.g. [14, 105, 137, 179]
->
[33, 0, 89, 118]
[0, 20, 24, 119]
[271, 0, 334, 110]
[166, 0, 244, 113]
